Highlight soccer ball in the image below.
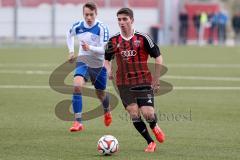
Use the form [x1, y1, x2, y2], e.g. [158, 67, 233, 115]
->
[97, 135, 119, 155]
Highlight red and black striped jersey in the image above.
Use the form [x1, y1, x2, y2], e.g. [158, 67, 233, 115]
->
[105, 31, 161, 86]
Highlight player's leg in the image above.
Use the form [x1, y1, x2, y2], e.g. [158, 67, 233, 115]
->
[89, 67, 112, 126]
[126, 104, 154, 144]
[70, 76, 85, 132]
[134, 85, 165, 143]
[137, 105, 164, 152]
[95, 89, 112, 126]
[118, 85, 154, 150]
[94, 90, 109, 112]
[70, 62, 88, 132]
[140, 106, 165, 143]
[132, 85, 164, 152]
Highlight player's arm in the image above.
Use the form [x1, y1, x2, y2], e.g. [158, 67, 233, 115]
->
[143, 34, 162, 91]
[104, 40, 115, 80]
[83, 24, 109, 54]
[104, 60, 113, 80]
[153, 55, 163, 88]
[66, 24, 77, 63]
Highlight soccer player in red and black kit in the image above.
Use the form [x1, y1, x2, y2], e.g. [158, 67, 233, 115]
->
[104, 8, 165, 152]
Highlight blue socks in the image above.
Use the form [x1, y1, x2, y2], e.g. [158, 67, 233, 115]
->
[72, 93, 82, 123]
[72, 93, 109, 122]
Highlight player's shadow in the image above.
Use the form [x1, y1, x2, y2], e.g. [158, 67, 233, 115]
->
[93, 153, 119, 158]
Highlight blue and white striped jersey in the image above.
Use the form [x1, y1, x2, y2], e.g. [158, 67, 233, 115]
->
[66, 20, 109, 68]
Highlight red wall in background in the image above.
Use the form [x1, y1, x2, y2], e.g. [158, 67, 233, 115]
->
[185, 3, 220, 40]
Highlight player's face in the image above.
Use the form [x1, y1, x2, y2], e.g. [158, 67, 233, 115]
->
[83, 7, 97, 26]
[117, 14, 133, 33]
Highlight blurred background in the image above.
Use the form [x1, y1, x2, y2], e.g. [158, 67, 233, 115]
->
[0, 0, 240, 46]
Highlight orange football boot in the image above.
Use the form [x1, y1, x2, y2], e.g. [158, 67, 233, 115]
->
[69, 121, 84, 132]
[104, 112, 112, 127]
[144, 142, 156, 153]
[152, 125, 165, 143]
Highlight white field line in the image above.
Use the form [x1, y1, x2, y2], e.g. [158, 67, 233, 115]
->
[1, 69, 240, 82]
[163, 75, 240, 81]
[0, 85, 50, 89]
[0, 63, 56, 67]
[173, 86, 240, 90]
[167, 64, 240, 68]
[0, 70, 51, 74]
[1, 85, 240, 90]
[1, 63, 240, 68]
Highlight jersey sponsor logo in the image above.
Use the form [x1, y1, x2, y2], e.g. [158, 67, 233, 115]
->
[121, 50, 137, 58]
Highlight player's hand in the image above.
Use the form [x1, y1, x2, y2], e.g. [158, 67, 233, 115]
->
[152, 78, 160, 93]
[81, 41, 90, 51]
[68, 52, 75, 63]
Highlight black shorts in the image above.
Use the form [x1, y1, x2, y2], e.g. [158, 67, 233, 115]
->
[117, 85, 154, 108]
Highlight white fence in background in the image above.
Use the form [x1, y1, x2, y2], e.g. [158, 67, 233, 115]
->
[0, 5, 158, 39]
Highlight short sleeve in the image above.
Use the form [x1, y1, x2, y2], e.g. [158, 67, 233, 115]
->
[143, 34, 161, 58]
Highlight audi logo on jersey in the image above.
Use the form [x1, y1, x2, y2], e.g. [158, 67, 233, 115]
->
[121, 50, 137, 58]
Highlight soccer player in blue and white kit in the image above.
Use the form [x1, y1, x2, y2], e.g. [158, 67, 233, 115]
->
[66, 2, 112, 132]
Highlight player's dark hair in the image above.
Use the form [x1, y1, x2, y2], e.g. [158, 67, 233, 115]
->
[117, 7, 134, 19]
[83, 1, 97, 14]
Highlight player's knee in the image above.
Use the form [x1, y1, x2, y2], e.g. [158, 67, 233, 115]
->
[127, 109, 139, 119]
[129, 113, 140, 120]
[126, 104, 139, 119]
[142, 112, 155, 122]
[141, 106, 155, 120]
[74, 86, 82, 93]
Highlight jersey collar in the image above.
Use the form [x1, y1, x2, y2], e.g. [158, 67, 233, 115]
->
[120, 29, 136, 41]
[83, 19, 98, 28]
